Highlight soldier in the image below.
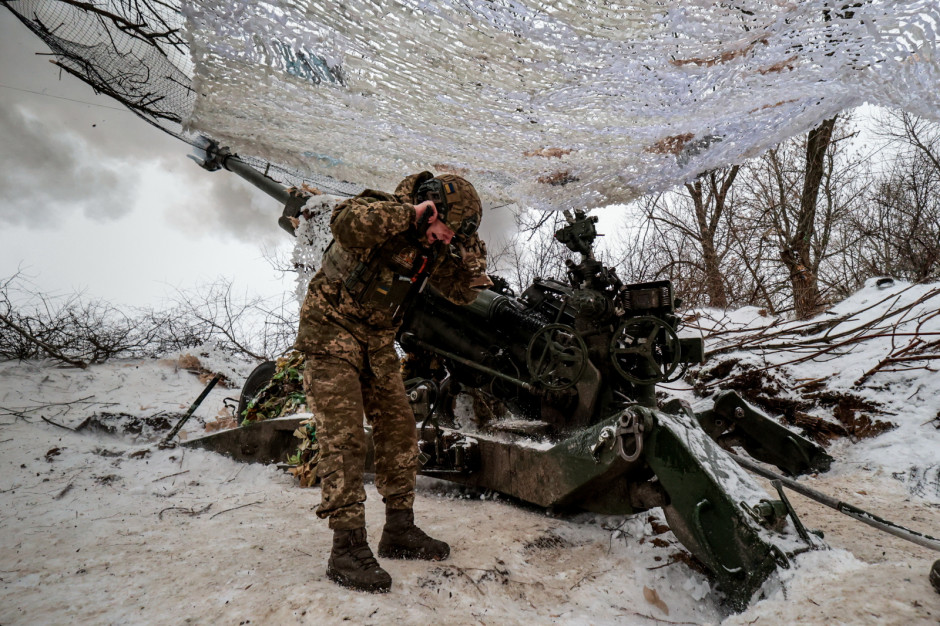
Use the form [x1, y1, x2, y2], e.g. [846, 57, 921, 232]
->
[295, 172, 491, 592]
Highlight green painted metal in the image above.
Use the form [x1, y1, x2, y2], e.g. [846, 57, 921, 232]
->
[697, 391, 832, 476]
[420, 413, 644, 512]
[179, 205, 833, 612]
[640, 404, 804, 609]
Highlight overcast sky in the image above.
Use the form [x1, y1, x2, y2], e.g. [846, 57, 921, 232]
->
[0, 10, 294, 309]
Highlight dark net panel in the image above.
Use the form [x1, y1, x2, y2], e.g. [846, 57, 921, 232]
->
[3, 0, 363, 197]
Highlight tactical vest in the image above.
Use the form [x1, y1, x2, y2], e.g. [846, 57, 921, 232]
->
[320, 233, 436, 322]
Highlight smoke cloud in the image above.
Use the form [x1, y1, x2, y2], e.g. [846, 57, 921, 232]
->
[157, 156, 286, 247]
[0, 104, 135, 227]
[479, 200, 520, 250]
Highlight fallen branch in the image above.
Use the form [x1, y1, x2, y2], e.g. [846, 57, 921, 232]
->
[208, 500, 263, 520]
[152, 470, 189, 483]
[569, 568, 612, 590]
[706, 286, 940, 358]
[158, 503, 212, 521]
[40, 416, 76, 431]
[881, 354, 940, 363]
[0, 407, 33, 421]
[54, 483, 74, 500]
[855, 352, 940, 387]
[224, 465, 245, 483]
[453, 566, 485, 594]
[2, 396, 99, 423]
[615, 609, 699, 625]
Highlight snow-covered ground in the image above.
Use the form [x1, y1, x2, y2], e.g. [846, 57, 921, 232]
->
[1, 280, 939, 624]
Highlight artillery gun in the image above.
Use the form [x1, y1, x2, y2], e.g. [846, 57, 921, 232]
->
[387, 209, 834, 608]
[181, 146, 925, 609]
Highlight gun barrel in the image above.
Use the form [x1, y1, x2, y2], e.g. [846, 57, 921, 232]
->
[223, 156, 292, 206]
[464, 290, 547, 334]
[189, 138, 307, 235]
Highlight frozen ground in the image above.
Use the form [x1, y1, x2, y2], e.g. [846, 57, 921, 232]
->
[1, 281, 939, 624]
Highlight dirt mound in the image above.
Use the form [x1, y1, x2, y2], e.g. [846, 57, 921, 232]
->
[75, 411, 181, 441]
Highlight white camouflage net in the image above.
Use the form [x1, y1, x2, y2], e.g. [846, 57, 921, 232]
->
[182, 1, 940, 210]
[291, 194, 343, 303]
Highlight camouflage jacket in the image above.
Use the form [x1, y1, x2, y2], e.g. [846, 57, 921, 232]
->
[295, 189, 488, 351]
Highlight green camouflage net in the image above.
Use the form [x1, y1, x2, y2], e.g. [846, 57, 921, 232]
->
[240, 352, 307, 424]
[287, 417, 319, 488]
[240, 352, 320, 486]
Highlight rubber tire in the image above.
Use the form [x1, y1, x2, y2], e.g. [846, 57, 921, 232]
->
[236, 360, 277, 420]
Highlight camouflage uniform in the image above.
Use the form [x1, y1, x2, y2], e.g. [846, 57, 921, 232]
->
[296, 173, 488, 530]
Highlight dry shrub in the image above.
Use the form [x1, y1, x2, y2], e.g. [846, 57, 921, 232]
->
[178, 353, 202, 370]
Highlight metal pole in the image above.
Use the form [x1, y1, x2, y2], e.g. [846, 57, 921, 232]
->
[734, 453, 940, 553]
[159, 374, 223, 449]
[401, 333, 539, 394]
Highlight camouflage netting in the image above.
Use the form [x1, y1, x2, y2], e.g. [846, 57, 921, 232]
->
[239, 351, 320, 485]
[183, 0, 940, 210]
[4, 0, 363, 197]
[287, 417, 320, 488]
[290, 194, 343, 303]
[6, 2, 940, 212]
[240, 352, 307, 424]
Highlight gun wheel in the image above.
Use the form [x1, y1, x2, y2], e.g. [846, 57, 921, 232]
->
[236, 360, 277, 419]
[526, 324, 588, 391]
[610, 316, 680, 385]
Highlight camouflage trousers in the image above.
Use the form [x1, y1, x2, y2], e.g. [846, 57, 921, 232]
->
[301, 317, 418, 530]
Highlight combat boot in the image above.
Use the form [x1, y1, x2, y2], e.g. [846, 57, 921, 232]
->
[378, 508, 450, 561]
[326, 527, 392, 593]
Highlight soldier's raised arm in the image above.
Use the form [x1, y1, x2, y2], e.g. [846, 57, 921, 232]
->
[330, 192, 417, 249]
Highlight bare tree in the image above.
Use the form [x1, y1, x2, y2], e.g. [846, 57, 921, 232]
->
[848, 111, 940, 283]
[609, 166, 750, 309]
[0, 272, 297, 366]
[609, 197, 678, 287]
[638, 167, 740, 307]
[788, 117, 837, 317]
[687, 167, 740, 308]
[487, 209, 572, 294]
[611, 115, 880, 315]
[735, 115, 874, 316]
[169, 280, 298, 361]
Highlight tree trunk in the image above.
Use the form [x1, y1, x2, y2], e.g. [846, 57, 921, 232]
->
[784, 117, 836, 318]
[686, 166, 739, 309]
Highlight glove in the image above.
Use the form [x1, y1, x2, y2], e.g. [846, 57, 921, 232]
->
[413, 200, 438, 240]
[450, 238, 487, 275]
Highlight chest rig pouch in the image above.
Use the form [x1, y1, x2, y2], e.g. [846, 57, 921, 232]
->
[321, 235, 436, 321]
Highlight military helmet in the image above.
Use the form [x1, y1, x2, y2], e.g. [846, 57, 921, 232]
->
[394, 171, 434, 202]
[397, 171, 482, 240]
